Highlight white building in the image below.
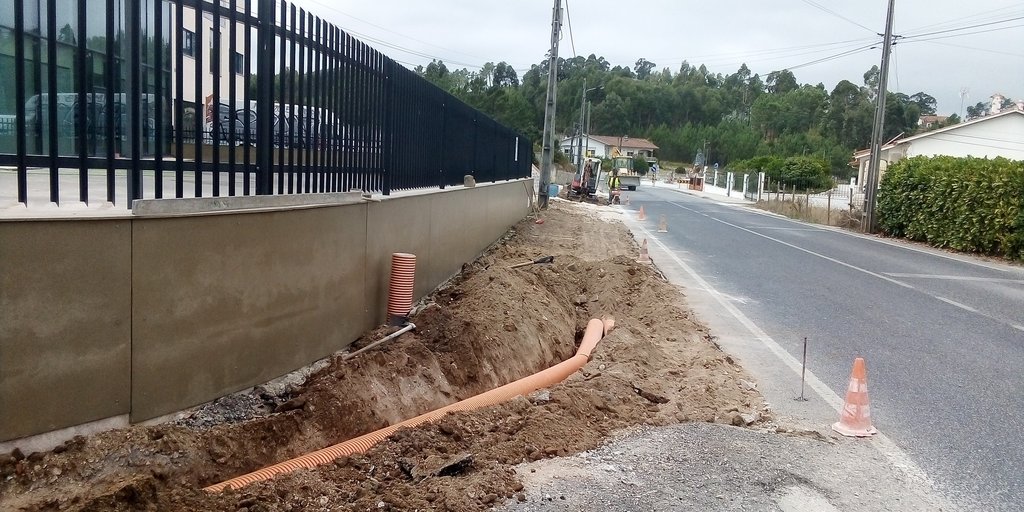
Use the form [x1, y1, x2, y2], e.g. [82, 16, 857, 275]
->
[171, 2, 250, 107]
[854, 109, 1024, 187]
[559, 134, 659, 161]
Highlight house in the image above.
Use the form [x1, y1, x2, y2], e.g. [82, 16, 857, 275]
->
[853, 109, 1024, 187]
[560, 134, 659, 161]
[917, 115, 948, 129]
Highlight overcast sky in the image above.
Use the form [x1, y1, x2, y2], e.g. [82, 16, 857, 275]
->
[296, 0, 1023, 116]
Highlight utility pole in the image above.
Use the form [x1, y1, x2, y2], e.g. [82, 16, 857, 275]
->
[863, 0, 896, 233]
[577, 78, 586, 173]
[537, 0, 562, 210]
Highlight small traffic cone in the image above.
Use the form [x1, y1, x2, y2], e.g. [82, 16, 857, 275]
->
[832, 357, 878, 437]
[637, 206, 647, 221]
[637, 238, 651, 263]
[658, 214, 668, 233]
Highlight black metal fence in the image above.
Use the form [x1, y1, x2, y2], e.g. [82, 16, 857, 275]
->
[0, 0, 532, 207]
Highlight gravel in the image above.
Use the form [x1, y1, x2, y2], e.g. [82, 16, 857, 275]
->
[500, 422, 960, 512]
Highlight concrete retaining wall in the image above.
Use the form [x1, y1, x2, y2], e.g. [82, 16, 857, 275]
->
[0, 180, 531, 444]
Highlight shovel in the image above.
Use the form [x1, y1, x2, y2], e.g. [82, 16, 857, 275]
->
[509, 255, 555, 269]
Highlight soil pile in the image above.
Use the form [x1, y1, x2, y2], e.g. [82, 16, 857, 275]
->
[0, 200, 765, 511]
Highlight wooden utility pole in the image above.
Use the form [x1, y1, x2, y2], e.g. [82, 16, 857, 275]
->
[863, 0, 896, 233]
[537, 0, 562, 210]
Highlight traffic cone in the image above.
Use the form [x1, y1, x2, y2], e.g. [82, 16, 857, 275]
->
[637, 238, 651, 263]
[637, 206, 647, 221]
[832, 357, 878, 437]
[658, 214, 668, 233]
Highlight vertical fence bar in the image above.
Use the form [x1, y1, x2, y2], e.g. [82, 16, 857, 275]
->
[46, 0, 58, 203]
[276, 0, 285, 193]
[227, 0, 237, 195]
[193, 0, 203, 197]
[255, 0, 274, 195]
[211, 0, 221, 196]
[295, 9, 304, 193]
[286, 4, 296, 194]
[174, 0, 184, 197]
[154, 0, 164, 199]
[14, 0, 27, 204]
[128, 0, 142, 203]
[381, 58, 392, 196]
[243, 0, 252, 195]
[76, 0, 88, 204]
[104, 0, 114, 203]
[311, 17, 319, 192]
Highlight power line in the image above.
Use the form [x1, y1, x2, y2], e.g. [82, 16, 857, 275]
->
[564, 0, 577, 58]
[784, 41, 881, 71]
[900, 15, 1024, 39]
[914, 40, 1024, 58]
[797, 0, 877, 34]
[296, 0, 488, 62]
[900, 23, 1024, 44]
[651, 37, 876, 63]
[899, 5, 1024, 35]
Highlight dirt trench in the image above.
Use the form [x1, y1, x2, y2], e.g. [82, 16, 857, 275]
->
[0, 201, 766, 511]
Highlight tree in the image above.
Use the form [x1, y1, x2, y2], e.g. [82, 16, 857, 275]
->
[909, 92, 937, 115]
[965, 101, 986, 120]
[634, 58, 656, 81]
[765, 70, 798, 95]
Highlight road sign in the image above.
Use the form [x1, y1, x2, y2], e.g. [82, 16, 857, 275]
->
[714, 162, 719, 170]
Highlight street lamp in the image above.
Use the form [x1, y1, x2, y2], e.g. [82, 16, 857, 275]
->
[577, 81, 602, 171]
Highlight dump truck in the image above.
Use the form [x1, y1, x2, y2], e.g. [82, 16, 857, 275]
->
[611, 155, 641, 191]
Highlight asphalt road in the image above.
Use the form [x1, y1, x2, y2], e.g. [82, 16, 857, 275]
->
[620, 184, 1024, 511]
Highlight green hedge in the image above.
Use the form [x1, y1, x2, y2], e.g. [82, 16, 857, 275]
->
[877, 156, 1024, 260]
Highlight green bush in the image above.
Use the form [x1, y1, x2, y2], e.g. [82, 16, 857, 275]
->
[780, 156, 831, 190]
[877, 156, 1024, 260]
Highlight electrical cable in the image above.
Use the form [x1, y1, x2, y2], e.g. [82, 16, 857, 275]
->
[783, 41, 881, 71]
[564, 0, 577, 59]
[915, 40, 1024, 58]
[900, 23, 1024, 44]
[900, 15, 1024, 39]
[797, 0, 877, 34]
[899, 6, 1024, 36]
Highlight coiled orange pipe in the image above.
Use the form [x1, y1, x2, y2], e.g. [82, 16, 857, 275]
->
[204, 317, 613, 492]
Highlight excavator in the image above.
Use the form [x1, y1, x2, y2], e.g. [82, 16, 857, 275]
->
[569, 157, 603, 200]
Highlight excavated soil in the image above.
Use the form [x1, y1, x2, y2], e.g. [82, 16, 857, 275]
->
[0, 200, 766, 511]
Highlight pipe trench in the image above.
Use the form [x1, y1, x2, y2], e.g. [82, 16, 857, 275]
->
[205, 317, 614, 492]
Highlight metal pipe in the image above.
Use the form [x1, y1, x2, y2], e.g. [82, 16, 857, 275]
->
[342, 322, 416, 361]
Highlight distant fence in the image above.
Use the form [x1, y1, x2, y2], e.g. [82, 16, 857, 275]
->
[0, 0, 531, 207]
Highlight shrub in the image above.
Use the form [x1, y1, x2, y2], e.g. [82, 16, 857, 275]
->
[877, 156, 1024, 259]
[780, 156, 831, 190]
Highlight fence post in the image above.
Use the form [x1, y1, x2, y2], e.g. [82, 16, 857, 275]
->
[14, 0, 26, 204]
[381, 59, 393, 196]
[256, 0, 276, 195]
[827, 189, 832, 225]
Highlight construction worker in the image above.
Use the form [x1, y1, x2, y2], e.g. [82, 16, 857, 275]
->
[608, 171, 620, 204]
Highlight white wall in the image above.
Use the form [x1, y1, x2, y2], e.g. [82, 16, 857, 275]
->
[171, 4, 250, 106]
[905, 113, 1024, 161]
[560, 136, 609, 159]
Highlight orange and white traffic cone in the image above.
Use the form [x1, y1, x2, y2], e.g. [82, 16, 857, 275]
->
[637, 205, 647, 221]
[832, 357, 878, 437]
[637, 238, 651, 263]
[658, 214, 668, 233]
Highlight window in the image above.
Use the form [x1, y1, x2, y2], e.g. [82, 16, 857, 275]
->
[182, 29, 195, 57]
[233, 52, 244, 75]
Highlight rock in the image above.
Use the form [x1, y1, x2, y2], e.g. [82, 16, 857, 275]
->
[574, 295, 588, 306]
[598, 364, 606, 371]
[739, 379, 757, 391]
[567, 263, 578, 272]
[740, 412, 761, 425]
[482, 494, 497, 504]
[528, 389, 551, 405]
[516, 493, 527, 502]
[273, 396, 307, 413]
[10, 448, 25, 461]
[413, 452, 473, 479]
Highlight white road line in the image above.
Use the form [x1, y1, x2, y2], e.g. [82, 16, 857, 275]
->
[884, 273, 1024, 284]
[632, 221, 941, 494]
[668, 201, 916, 290]
[697, 195, 1017, 274]
[669, 200, 1024, 333]
[935, 296, 979, 313]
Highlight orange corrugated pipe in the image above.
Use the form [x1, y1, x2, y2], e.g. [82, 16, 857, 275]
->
[387, 253, 417, 323]
[204, 317, 614, 492]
